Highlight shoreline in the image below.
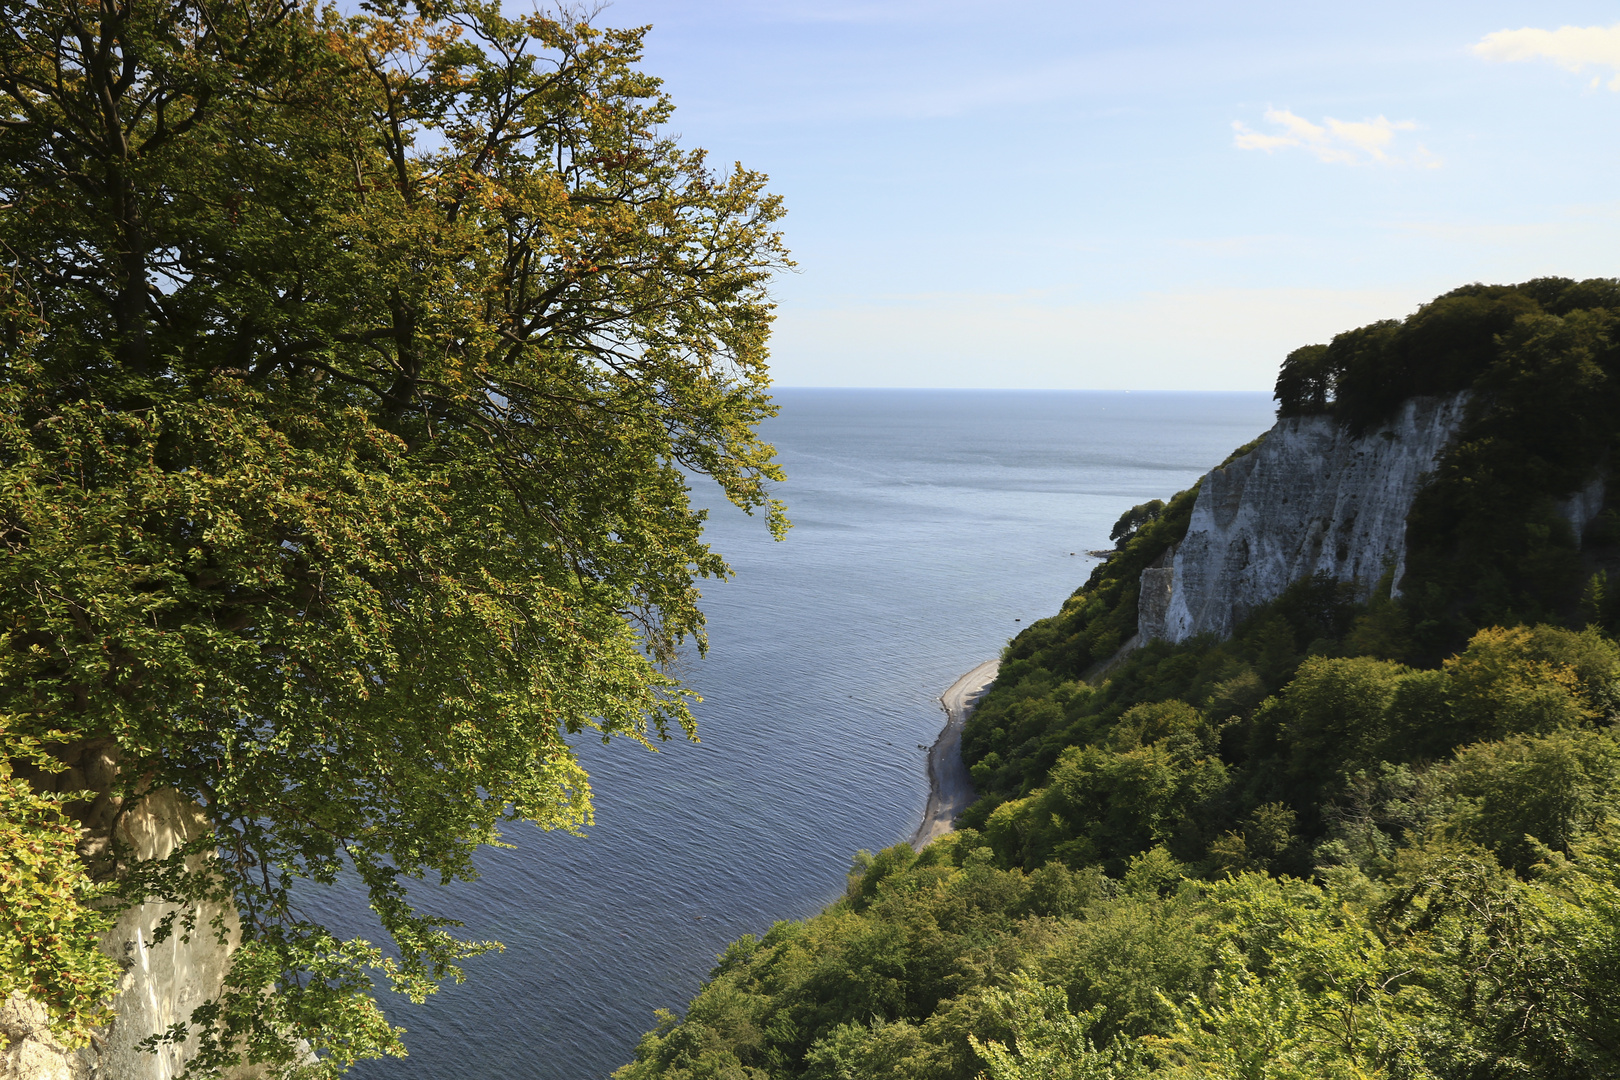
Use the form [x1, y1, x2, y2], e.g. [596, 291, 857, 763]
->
[910, 658, 1001, 850]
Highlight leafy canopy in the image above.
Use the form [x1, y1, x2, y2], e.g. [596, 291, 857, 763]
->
[0, 0, 787, 1069]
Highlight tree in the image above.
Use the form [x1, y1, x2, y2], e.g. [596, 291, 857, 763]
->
[1271, 343, 1331, 418]
[970, 972, 1141, 1080]
[0, 0, 787, 1071]
[1109, 500, 1164, 549]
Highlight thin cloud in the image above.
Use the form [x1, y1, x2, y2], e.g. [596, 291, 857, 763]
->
[1473, 23, 1620, 89]
[1233, 108, 1438, 168]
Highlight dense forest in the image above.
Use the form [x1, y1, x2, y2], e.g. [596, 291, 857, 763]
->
[617, 278, 1620, 1080]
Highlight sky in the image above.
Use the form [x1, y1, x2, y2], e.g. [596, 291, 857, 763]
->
[592, 1, 1620, 389]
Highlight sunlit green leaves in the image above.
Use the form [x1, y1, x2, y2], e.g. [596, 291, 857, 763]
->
[0, 0, 786, 1068]
[0, 720, 118, 1048]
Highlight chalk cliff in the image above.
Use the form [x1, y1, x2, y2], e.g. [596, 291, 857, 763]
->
[2, 787, 260, 1080]
[1140, 394, 1474, 644]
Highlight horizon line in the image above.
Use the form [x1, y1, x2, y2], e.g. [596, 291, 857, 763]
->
[768, 385, 1275, 393]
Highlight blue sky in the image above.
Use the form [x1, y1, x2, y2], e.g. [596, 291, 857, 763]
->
[600, 1, 1620, 389]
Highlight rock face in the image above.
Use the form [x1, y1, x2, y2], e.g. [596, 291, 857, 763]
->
[93, 789, 256, 1080]
[1140, 394, 1473, 644]
[1137, 547, 1176, 642]
[1, 995, 80, 1080]
[3, 789, 259, 1080]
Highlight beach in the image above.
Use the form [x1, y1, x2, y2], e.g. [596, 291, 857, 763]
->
[911, 659, 1000, 850]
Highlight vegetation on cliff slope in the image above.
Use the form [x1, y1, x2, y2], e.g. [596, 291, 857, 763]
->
[0, 0, 786, 1070]
[620, 280, 1620, 1080]
[1274, 277, 1620, 650]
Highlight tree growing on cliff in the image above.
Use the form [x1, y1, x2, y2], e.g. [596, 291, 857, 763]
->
[0, 0, 787, 1071]
[1110, 500, 1164, 549]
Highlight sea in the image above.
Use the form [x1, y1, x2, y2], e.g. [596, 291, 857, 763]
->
[345, 389, 1276, 1080]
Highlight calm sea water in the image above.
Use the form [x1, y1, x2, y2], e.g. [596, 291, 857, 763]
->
[344, 389, 1275, 1080]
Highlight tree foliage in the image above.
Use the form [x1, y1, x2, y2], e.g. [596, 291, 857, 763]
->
[0, 718, 118, 1048]
[618, 821, 1620, 1080]
[0, 0, 786, 1070]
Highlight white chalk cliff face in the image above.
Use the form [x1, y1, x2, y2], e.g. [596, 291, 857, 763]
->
[1140, 394, 1472, 645]
[2, 788, 263, 1080]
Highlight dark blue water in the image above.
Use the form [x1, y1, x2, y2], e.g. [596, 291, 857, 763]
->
[346, 389, 1274, 1079]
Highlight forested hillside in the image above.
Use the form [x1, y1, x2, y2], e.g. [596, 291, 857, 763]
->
[618, 278, 1620, 1080]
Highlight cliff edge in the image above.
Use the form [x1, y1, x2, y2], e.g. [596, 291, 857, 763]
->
[2, 787, 261, 1080]
[1140, 391, 1608, 647]
[1140, 393, 1464, 645]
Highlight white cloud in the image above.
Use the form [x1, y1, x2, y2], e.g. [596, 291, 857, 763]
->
[1232, 108, 1435, 167]
[1472, 23, 1620, 89]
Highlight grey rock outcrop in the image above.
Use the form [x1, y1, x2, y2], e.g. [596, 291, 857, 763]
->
[1562, 476, 1607, 540]
[1137, 546, 1176, 641]
[1141, 394, 1473, 644]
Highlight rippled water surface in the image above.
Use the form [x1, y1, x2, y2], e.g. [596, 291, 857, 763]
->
[343, 389, 1275, 1079]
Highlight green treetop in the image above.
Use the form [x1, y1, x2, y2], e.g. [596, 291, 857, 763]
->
[0, 0, 787, 1071]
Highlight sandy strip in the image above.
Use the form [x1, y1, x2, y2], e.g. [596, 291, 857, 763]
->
[910, 658, 1001, 850]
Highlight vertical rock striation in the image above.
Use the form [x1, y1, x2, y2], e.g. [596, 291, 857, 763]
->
[91, 790, 257, 1080]
[2, 787, 260, 1080]
[1141, 394, 1472, 644]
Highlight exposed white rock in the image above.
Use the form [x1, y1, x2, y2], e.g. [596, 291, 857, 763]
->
[92, 789, 261, 1080]
[1561, 475, 1607, 541]
[0, 994, 81, 1080]
[1142, 394, 1472, 644]
[1137, 546, 1176, 642]
[3, 789, 264, 1080]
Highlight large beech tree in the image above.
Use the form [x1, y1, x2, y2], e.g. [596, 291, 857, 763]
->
[0, 0, 787, 1072]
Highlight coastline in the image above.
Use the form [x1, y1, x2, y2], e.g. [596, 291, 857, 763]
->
[910, 659, 1001, 850]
